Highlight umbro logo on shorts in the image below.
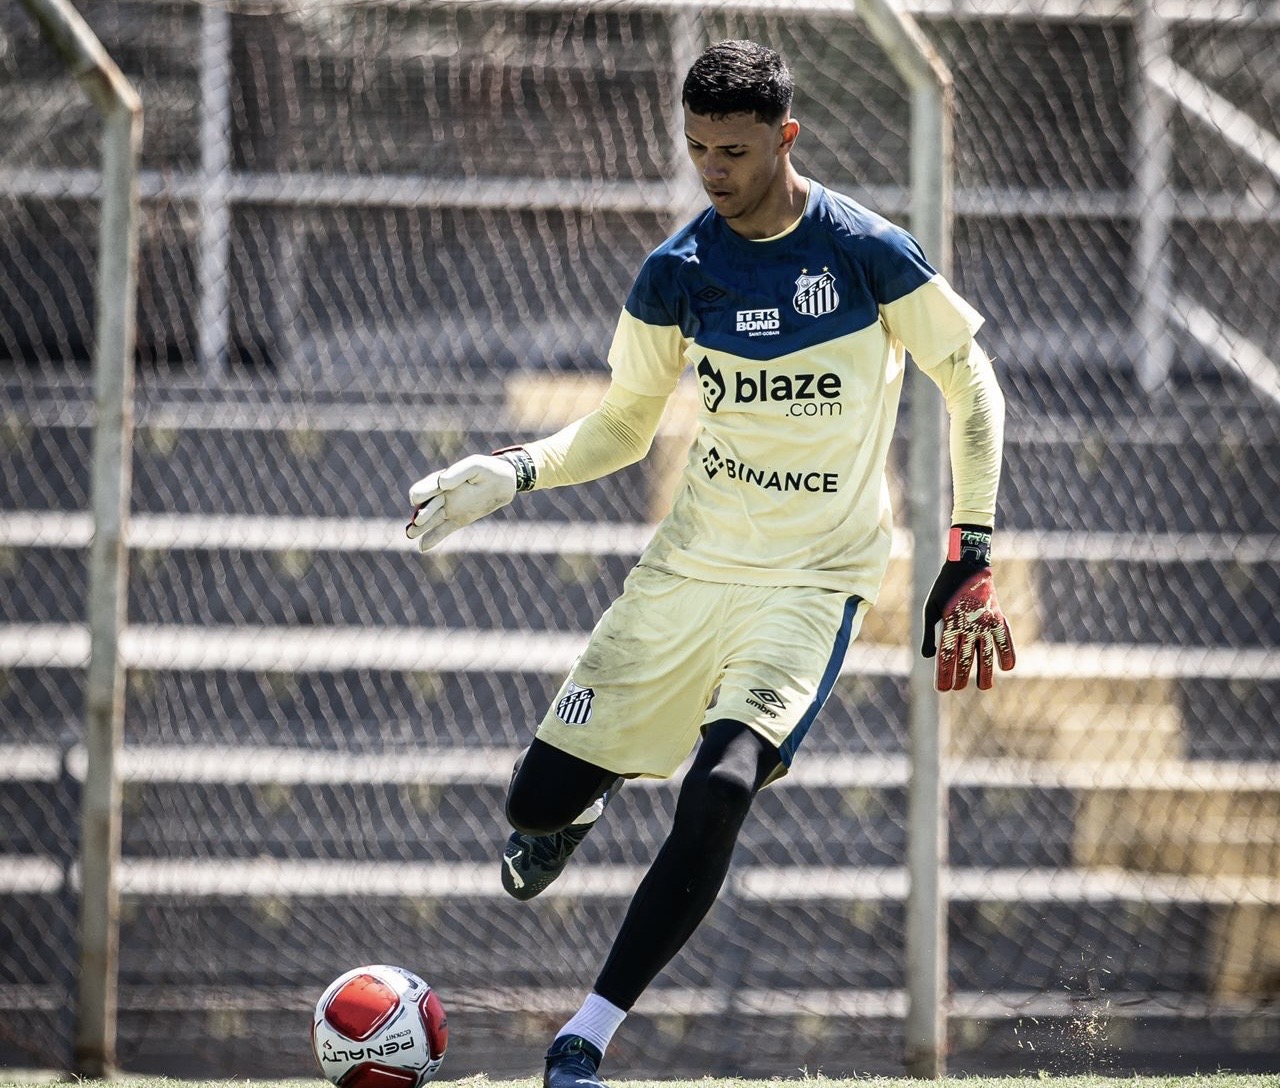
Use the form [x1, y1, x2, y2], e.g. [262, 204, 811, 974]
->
[556, 681, 595, 725]
[747, 688, 787, 719]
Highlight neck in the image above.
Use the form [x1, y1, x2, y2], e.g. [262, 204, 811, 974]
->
[729, 169, 810, 240]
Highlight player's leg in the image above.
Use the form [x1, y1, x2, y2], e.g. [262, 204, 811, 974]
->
[542, 719, 777, 1088]
[504, 566, 720, 904]
[500, 739, 620, 901]
[544, 585, 864, 1087]
[505, 738, 619, 835]
[594, 716, 779, 1004]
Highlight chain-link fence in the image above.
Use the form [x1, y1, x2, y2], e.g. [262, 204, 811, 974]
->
[2, 0, 1278, 1078]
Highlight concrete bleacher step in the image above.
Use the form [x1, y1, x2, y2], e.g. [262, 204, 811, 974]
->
[0, 664, 911, 755]
[1076, 785, 1280, 878]
[996, 367, 1280, 538]
[25, 741, 1275, 875]
[0, 663, 567, 750]
[3, 982, 1274, 1080]
[2, 397, 1277, 533]
[0, 420, 652, 522]
[0, 543, 635, 630]
[2, 630, 1274, 758]
[949, 676, 1184, 763]
[1214, 903, 1280, 998]
[0, 876, 1237, 995]
[3, 516, 1275, 653]
[0, 775, 1073, 871]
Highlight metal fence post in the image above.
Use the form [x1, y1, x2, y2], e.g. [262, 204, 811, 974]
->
[1132, 0, 1174, 393]
[853, 1, 954, 1076]
[14, 0, 141, 1075]
[198, 0, 233, 378]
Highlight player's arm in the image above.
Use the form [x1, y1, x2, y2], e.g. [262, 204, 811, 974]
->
[405, 381, 666, 552]
[928, 337, 1003, 529]
[918, 338, 1016, 691]
[407, 250, 684, 552]
[868, 227, 1015, 690]
[519, 380, 667, 489]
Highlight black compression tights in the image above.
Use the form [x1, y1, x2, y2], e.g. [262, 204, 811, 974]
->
[599, 719, 780, 1010]
[504, 721, 781, 1010]
[505, 740, 620, 836]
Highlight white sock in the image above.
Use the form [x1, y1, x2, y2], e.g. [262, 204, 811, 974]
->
[571, 793, 608, 827]
[555, 992, 627, 1055]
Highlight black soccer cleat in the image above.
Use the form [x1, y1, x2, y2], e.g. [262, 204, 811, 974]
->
[543, 1033, 608, 1088]
[500, 821, 595, 901]
[501, 789, 612, 901]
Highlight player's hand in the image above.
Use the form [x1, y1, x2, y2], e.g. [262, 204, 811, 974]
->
[921, 526, 1016, 691]
[406, 454, 518, 552]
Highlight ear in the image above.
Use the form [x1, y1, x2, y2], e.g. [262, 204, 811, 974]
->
[779, 118, 800, 155]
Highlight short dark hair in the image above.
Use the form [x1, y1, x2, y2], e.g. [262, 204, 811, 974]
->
[681, 40, 793, 124]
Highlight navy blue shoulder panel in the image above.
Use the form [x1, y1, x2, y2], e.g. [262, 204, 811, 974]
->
[621, 185, 939, 361]
[816, 187, 938, 305]
[622, 208, 713, 333]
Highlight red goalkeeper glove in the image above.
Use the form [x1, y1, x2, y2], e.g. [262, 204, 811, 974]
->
[921, 525, 1016, 691]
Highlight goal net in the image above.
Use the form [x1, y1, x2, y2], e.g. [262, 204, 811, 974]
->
[1, 0, 1278, 1077]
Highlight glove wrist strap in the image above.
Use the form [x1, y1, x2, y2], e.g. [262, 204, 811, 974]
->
[493, 446, 537, 493]
[947, 524, 992, 565]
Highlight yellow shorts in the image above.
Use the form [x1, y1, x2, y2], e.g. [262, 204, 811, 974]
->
[535, 563, 864, 779]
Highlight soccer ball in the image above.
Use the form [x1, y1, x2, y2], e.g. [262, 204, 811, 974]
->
[311, 964, 448, 1087]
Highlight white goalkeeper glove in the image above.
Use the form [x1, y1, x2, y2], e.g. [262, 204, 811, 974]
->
[405, 449, 535, 552]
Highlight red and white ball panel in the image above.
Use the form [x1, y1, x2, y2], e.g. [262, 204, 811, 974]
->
[312, 965, 448, 1087]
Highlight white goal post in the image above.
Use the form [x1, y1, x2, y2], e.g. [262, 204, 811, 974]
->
[13, 0, 141, 1077]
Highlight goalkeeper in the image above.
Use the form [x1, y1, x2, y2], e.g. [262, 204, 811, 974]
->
[406, 38, 1015, 1088]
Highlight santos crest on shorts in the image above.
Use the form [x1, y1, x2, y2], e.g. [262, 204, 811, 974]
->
[608, 180, 984, 601]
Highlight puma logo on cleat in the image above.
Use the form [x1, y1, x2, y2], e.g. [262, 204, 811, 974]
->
[502, 848, 525, 889]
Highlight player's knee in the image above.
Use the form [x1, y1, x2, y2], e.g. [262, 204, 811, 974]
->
[677, 760, 756, 836]
[504, 742, 611, 834]
[504, 789, 569, 837]
[504, 751, 547, 834]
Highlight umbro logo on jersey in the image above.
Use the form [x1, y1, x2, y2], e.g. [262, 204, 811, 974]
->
[556, 681, 595, 725]
[794, 268, 839, 317]
[750, 688, 787, 709]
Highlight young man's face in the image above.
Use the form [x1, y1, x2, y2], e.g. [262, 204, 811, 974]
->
[683, 107, 797, 230]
